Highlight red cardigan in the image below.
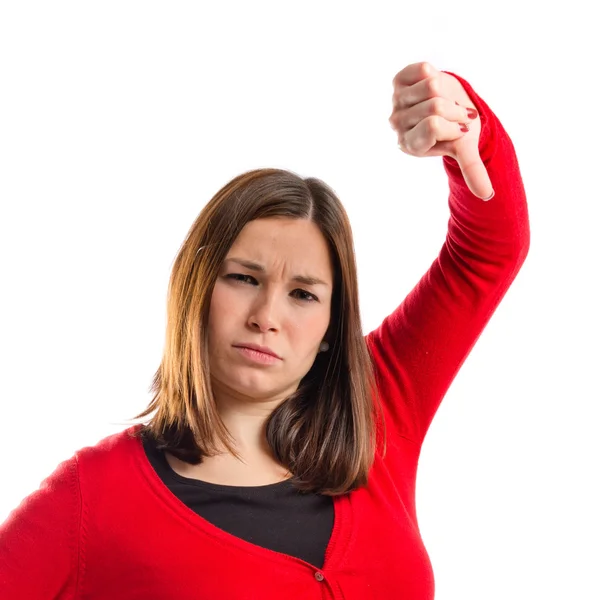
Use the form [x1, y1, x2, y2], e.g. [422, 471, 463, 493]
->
[0, 73, 530, 599]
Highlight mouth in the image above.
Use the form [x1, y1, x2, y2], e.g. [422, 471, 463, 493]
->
[232, 344, 281, 359]
[233, 345, 282, 364]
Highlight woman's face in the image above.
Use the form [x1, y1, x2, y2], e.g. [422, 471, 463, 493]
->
[207, 217, 334, 407]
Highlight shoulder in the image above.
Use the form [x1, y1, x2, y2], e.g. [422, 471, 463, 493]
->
[76, 423, 142, 458]
[74, 424, 145, 483]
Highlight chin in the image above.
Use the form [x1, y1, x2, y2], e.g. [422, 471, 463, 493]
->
[215, 370, 278, 397]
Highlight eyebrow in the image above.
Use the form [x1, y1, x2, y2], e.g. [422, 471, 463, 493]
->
[224, 257, 330, 287]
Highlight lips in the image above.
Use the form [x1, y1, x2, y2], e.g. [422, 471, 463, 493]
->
[233, 343, 282, 359]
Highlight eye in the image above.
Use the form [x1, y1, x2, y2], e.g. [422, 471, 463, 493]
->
[293, 290, 319, 303]
[225, 274, 318, 303]
[226, 273, 256, 285]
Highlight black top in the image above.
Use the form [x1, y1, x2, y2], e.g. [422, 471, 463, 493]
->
[142, 434, 334, 568]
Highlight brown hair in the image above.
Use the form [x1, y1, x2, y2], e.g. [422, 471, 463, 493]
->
[129, 168, 385, 495]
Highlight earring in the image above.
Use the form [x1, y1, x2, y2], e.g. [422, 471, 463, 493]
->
[319, 341, 329, 352]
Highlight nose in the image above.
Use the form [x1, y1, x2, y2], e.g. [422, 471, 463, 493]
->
[247, 293, 280, 333]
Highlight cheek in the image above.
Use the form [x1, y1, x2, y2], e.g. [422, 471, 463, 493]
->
[207, 286, 229, 338]
[209, 284, 236, 320]
[207, 284, 247, 348]
[291, 311, 329, 343]
[207, 293, 232, 368]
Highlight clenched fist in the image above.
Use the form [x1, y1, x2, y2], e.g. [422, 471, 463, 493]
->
[389, 62, 494, 200]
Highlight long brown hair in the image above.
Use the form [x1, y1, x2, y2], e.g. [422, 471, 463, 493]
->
[129, 168, 385, 495]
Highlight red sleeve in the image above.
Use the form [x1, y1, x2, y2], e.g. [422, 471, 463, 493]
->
[0, 455, 82, 598]
[366, 72, 531, 447]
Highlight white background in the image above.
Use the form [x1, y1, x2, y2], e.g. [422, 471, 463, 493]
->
[1, 1, 598, 598]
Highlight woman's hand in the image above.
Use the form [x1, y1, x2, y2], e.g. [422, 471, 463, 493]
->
[389, 62, 494, 200]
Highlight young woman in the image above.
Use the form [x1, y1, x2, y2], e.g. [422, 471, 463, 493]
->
[0, 62, 530, 599]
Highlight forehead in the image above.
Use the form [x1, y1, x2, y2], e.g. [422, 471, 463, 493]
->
[227, 217, 333, 280]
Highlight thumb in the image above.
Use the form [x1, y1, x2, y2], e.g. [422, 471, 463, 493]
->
[454, 143, 495, 201]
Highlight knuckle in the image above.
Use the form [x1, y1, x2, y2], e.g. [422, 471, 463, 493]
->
[431, 97, 444, 115]
[428, 75, 444, 98]
[420, 61, 432, 76]
[424, 115, 438, 135]
[396, 93, 407, 109]
[413, 144, 426, 157]
[425, 76, 438, 97]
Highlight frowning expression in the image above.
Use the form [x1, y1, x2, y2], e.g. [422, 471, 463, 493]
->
[207, 217, 334, 406]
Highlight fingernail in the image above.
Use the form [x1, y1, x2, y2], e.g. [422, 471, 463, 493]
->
[466, 107, 478, 120]
[482, 190, 495, 201]
[459, 123, 470, 132]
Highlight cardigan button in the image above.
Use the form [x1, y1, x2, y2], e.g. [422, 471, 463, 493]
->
[314, 571, 324, 582]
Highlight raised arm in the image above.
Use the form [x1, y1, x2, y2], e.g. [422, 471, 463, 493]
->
[366, 63, 530, 447]
[0, 456, 82, 598]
